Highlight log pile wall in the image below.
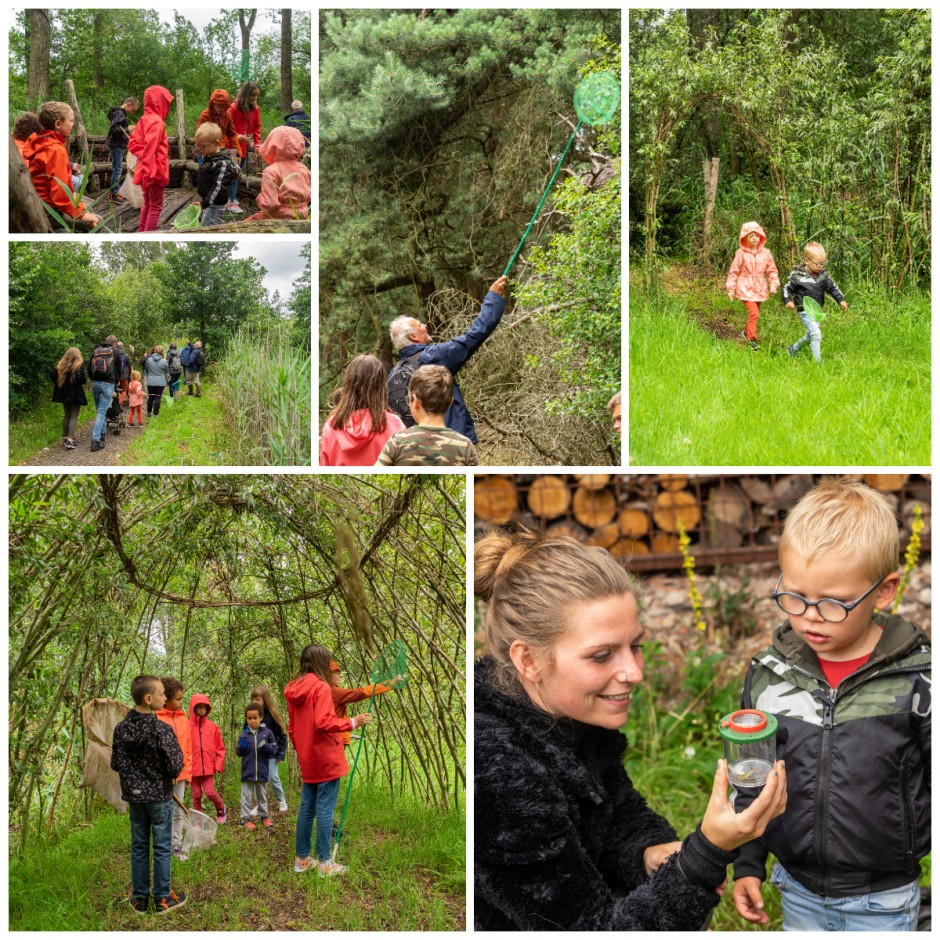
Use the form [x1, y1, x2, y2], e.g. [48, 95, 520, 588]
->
[474, 474, 931, 571]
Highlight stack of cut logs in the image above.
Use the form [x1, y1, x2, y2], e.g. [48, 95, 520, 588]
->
[474, 474, 930, 571]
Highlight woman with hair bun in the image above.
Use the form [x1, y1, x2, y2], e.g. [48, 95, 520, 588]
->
[474, 530, 788, 931]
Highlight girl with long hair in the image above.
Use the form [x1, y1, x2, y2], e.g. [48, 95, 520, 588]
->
[49, 346, 87, 449]
[284, 644, 373, 876]
[226, 81, 261, 212]
[319, 354, 405, 467]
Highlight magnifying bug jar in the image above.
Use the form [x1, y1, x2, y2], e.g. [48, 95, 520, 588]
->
[718, 709, 777, 795]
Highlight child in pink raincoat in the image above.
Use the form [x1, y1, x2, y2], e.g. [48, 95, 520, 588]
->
[725, 221, 780, 348]
[128, 370, 145, 427]
[246, 126, 311, 222]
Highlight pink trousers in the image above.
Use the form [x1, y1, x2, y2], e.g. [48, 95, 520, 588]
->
[191, 774, 225, 813]
[138, 182, 166, 232]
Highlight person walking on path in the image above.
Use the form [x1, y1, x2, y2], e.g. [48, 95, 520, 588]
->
[87, 335, 120, 453]
[142, 345, 170, 417]
[50, 347, 88, 450]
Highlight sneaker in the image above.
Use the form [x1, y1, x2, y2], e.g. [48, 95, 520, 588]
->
[174, 848, 189, 862]
[278, 801, 288, 813]
[788, 343, 799, 358]
[110, 192, 128, 204]
[318, 860, 348, 878]
[217, 807, 227, 825]
[64, 438, 76, 449]
[128, 895, 150, 915]
[262, 817, 273, 828]
[747, 340, 761, 351]
[242, 819, 256, 830]
[91, 440, 104, 453]
[154, 890, 187, 914]
[227, 202, 244, 214]
[293, 856, 313, 874]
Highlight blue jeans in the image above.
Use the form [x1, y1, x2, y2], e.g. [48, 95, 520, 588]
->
[295, 778, 340, 862]
[771, 862, 920, 931]
[792, 308, 823, 361]
[268, 758, 286, 805]
[109, 147, 125, 194]
[91, 380, 115, 443]
[201, 204, 225, 226]
[228, 154, 248, 204]
[129, 799, 173, 899]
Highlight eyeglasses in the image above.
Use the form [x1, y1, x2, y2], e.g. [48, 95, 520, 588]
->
[772, 572, 884, 623]
[195, 141, 219, 150]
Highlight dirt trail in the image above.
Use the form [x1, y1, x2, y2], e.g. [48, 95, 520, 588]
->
[24, 415, 140, 467]
[660, 263, 749, 342]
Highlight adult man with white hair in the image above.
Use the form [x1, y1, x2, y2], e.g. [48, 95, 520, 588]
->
[284, 100, 311, 145]
[387, 275, 507, 444]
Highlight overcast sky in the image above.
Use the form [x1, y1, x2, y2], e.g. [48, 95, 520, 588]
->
[231, 241, 307, 302]
[156, 8, 280, 35]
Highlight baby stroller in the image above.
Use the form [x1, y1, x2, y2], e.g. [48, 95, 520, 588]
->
[105, 390, 126, 435]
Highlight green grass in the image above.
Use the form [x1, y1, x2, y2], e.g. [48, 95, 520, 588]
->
[120, 378, 234, 466]
[8, 399, 96, 464]
[629, 279, 930, 464]
[9, 772, 464, 931]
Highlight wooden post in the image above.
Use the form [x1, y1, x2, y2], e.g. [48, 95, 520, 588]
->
[63, 79, 89, 167]
[176, 88, 187, 162]
[9, 135, 53, 233]
[702, 157, 720, 265]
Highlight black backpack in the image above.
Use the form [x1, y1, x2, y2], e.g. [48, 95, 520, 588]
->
[386, 351, 423, 427]
[90, 345, 115, 381]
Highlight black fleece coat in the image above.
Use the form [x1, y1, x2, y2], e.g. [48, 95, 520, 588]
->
[474, 657, 735, 931]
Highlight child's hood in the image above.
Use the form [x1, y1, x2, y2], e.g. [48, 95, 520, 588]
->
[738, 221, 768, 251]
[335, 409, 383, 450]
[143, 85, 174, 121]
[21, 130, 66, 162]
[189, 693, 213, 715]
[209, 89, 232, 112]
[284, 671, 324, 705]
[258, 126, 307, 164]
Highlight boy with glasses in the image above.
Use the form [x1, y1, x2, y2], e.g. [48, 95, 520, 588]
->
[732, 477, 930, 931]
[783, 241, 848, 363]
[193, 122, 240, 227]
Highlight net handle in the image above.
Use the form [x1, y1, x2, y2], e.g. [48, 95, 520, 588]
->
[503, 120, 583, 278]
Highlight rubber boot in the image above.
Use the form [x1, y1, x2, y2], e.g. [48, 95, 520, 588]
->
[187, 384, 193, 396]
[195, 386, 201, 397]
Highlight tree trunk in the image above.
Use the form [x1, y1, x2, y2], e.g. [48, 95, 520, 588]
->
[176, 88, 187, 162]
[9, 135, 53, 233]
[572, 486, 616, 528]
[527, 476, 570, 520]
[280, 9, 293, 114]
[701, 157, 720, 266]
[768, 161, 798, 266]
[92, 13, 104, 91]
[27, 10, 50, 104]
[239, 9, 257, 83]
[474, 477, 517, 524]
[64, 79, 90, 167]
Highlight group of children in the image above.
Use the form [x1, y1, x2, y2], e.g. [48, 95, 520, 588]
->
[321, 360, 478, 467]
[726, 221, 847, 360]
[14, 81, 311, 231]
[110, 650, 404, 915]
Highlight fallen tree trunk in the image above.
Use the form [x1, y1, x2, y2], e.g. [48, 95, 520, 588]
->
[9, 135, 53, 233]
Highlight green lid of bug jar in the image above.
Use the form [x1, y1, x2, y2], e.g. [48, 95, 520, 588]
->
[718, 709, 777, 791]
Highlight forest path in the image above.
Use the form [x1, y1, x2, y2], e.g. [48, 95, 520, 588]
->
[660, 263, 750, 342]
[22, 387, 209, 467]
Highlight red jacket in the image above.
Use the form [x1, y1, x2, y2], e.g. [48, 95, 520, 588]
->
[332, 682, 393, 746]
[228, 102, 262, 159]
[196, 90, 239, 151]
[156, 704, 193, 781]
[284, 673, 352, 784]
[188, 693, 226, 777]
[21, 130, 85, 218]
[128, 85, 173, 186]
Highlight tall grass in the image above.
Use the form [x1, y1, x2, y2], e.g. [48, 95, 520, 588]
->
[629, 282, 930, 465]
[215, 327, 312, 465]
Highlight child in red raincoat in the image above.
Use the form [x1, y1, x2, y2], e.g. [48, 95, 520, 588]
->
[128, 85, 174, 232]
[284, 643, 373, 877]
[725, 221, 780, 349]
[226, 81, 262, 213]
[246, 126, 311, 221]
[189, 693, 227, 824]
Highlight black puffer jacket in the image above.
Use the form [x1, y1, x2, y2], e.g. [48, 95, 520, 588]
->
[474, 657, 735, 931]
[734, 614, 931, 897]
[782, 263, 846, 312]
[110, 709, 184, 804]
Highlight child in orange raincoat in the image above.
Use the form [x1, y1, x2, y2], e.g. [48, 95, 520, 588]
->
[246, 126, 311, 222]
[128, 369, 145, 427]
[725, 221, 780, 349]
[128, 86, 174, 232]
[329, 661, 404, 746]
[155, 676, 193, 860]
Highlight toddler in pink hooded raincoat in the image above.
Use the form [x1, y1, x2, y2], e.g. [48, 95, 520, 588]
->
[246, 126, 311, 222]
[725, 221, 780, 346]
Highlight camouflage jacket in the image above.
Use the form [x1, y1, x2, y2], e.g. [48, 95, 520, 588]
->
[734, 613, 930, 897]
[781, 263, 846, 312]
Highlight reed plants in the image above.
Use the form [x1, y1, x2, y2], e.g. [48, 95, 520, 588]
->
[215, 326, 311, 465]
